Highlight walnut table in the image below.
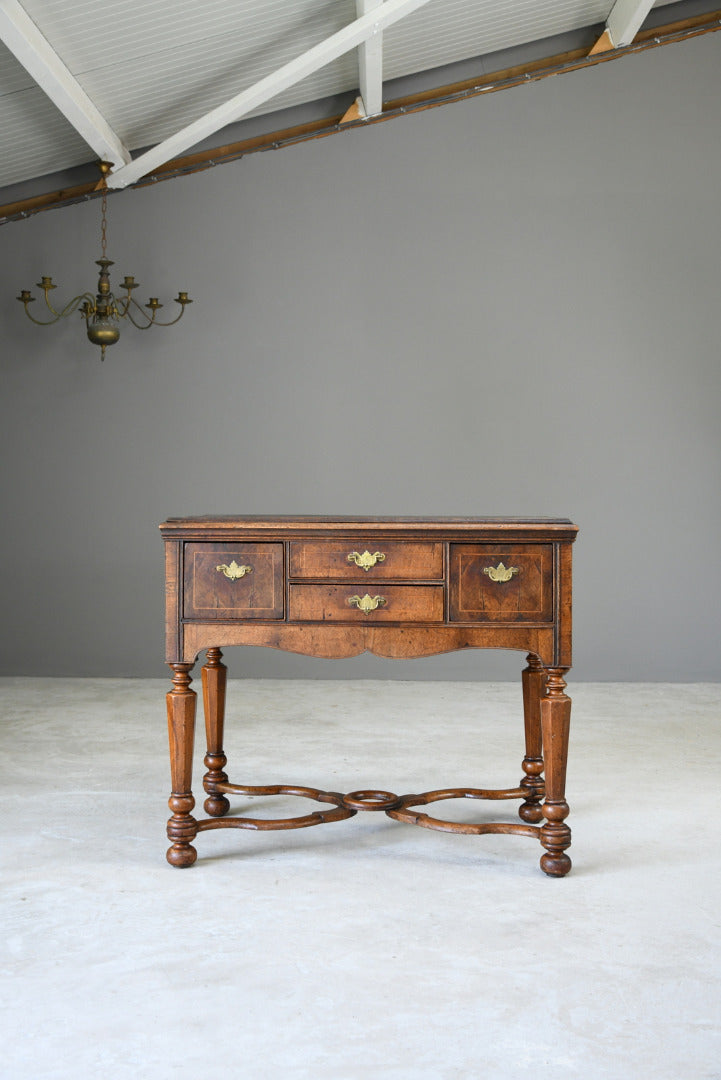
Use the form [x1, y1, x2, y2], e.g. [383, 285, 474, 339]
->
[160, 516, 579, 876]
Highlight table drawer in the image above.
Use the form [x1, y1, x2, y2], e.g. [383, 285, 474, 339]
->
[183, 543, 284, 620]
[289, 584, 444, 622]
[448, 544, 553, 623]
[289, 540, 443, 580]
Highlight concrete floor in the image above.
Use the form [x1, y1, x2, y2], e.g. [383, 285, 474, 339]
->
[1, 677, 719, 1080]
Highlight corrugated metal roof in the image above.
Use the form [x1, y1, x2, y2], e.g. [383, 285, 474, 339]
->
[0, 0, 699, 192]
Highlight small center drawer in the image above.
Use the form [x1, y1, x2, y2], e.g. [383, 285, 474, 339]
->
[289, 541, 443, 580]
[183, 543, 284, 620]
[289, 584, 444, 622]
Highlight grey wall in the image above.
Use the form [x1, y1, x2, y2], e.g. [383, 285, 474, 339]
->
[1, 33, 720, 681]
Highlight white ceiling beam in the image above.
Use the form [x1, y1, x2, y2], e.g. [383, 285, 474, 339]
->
[591, 0, 655, 52]
[0, 0, 131, 168]
[607, 0, 655, 46]
[357, 0, 384, 118]
[107, 0, 432, 190]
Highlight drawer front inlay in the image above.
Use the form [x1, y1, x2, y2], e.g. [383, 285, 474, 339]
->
[289, 584, 444, 622]
[184, 543, 284, 620]
[289, 541, 443, 581]
[449, 545, 553, 623]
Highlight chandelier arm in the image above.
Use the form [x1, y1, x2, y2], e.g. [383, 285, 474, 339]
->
[113, 294, 133, 318]
[124, 312, 154, 329]
[47, 291, 95, 319]
[146, 305, 189, 327]
[22, 303, 66, 326]
[23, 292, 94, 325]
[122, 296, 155, 328]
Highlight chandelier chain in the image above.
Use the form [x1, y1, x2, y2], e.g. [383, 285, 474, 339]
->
[100, 186, 108, 261]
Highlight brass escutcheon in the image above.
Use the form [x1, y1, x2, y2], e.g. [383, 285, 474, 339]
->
[347, 550, 386, 571]
[347, 593, 387, 614]
[483, 562, 520, 583]
[216, 560, 253, 581]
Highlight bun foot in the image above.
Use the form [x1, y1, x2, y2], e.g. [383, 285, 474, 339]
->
[540, 851, 572, 877]
[204, 794, 230, 817]
[166, 843, 198, 867]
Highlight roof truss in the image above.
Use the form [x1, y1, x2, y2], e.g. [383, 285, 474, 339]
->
[0, 0, 706, 203]
[0, 0, 131, 168]
[107, 0, 432, 189]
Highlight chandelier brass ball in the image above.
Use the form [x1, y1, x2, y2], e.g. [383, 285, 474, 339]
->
[87, 319, 120, 347]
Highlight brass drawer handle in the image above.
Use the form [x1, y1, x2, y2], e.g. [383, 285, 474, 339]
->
[216, 561, 253, 581]
[483, 562, 520, 583]
[347, 593, 387, 615]
[347, 550, 386, 572]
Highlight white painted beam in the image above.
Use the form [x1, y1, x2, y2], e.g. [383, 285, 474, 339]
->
[357, 0, 384, 118]
[606, 0, 655, 47]
[0, 0, 131, 167]
[107, 0, 432, 189]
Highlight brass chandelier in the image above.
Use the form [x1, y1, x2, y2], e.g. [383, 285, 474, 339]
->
[16, 162, 192, 359]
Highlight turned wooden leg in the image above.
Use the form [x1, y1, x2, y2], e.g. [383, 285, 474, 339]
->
[519, 653, 546, 823]
[202, 647, 230, 817]
[166, 663, 198, 867]
[539, 668, 572, 877]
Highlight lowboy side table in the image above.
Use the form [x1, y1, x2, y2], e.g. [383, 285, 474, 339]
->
[160, 516, 579, 876]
